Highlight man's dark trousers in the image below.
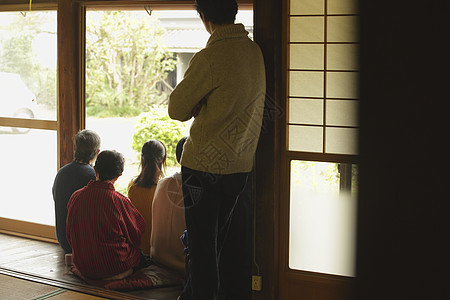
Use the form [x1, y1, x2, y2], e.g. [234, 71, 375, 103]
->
[180, 166, 249, 300]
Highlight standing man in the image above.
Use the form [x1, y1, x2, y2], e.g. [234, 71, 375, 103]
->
[52, 129, 101, 254]
[168, 0, 266, 299]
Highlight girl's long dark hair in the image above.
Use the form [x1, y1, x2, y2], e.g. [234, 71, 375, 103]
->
[134, 139, 166, 188]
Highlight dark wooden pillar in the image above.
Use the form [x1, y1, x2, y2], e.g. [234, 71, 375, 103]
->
[57, 0, 83, 168]
[253, 0, 282, 299]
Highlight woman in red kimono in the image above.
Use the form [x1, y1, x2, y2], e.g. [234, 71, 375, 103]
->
[67, 150, 146, 280]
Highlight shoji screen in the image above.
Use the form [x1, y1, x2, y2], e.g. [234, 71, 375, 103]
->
[287, 0, 358, 155]
[286, 0, 358, 277]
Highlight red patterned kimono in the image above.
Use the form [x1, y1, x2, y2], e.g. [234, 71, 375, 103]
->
[67, 180, 145, 280]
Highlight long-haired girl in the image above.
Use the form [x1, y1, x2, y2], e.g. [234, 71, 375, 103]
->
[128, 139, 166, 255]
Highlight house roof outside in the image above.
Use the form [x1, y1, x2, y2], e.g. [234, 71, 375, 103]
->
[154, 10, 254, 53]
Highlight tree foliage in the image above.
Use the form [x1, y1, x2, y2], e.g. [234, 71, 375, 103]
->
[86, 11, 178, 116]
[132, 105, 186, 167]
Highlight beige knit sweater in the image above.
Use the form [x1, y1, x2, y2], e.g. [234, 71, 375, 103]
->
[168, 24, 266, 174]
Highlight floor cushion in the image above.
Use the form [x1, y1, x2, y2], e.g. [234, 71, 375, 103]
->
[70, 264, 184, 291]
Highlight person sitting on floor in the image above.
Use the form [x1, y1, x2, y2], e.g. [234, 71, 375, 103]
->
[150, 137, 187, 276]
[52, 129, 101, 254]
[66, 150, 147, 280]
[128, 139, 167, 256]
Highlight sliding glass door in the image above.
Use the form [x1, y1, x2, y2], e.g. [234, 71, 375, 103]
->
[0, 9, 58, 230]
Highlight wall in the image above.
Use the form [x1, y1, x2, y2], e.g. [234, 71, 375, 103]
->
[356, 0, 449, 299]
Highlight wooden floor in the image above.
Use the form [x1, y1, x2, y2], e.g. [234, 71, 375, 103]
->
[0, 233, 183, 300]
[0, 274, 106, 299]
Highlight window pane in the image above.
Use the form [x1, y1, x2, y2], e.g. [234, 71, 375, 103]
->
[290, 17, 324, 42]
[0, 129, 57, 225]
[289, 160, 357, 276]
[289, 98, 323, 125]
[290, 44, 324, 70]
[290, 0, 324, 15]
[0, 11, 57, 121]
[288, 125, 323, 152]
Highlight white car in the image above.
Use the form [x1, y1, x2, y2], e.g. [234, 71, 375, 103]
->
[0, 72, 37, 133]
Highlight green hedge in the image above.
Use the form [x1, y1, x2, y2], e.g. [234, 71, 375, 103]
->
[132, 105, 186, 166]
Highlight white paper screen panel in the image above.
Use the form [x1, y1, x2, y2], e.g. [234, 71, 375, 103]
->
[289, 71, 324, 98]
[289, 126, 323, 153]
[290, 44, 324, 70]
[289, 98, 323, 125]
[326, 100, 358, 127]
[327, 0, 358, 14]
[290, 0, 324, 15]
[290, 17, 324, 42]
[327, 16, 358, 42]
[325, 127, 358, 155]
[326, 72, 358, 99]
[327, 44, 359, 71]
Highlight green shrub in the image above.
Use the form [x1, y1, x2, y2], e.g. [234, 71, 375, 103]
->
[132, 105, 186, 167]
